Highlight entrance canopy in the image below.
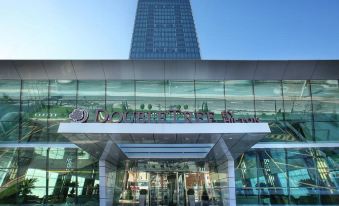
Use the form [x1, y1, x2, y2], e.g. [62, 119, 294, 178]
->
[58, 123, 270, 162]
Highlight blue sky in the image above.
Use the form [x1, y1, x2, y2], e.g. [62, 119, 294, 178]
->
[0, 0, 338, 60]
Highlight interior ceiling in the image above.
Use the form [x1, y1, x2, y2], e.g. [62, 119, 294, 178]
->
[117, 144, 215, 159]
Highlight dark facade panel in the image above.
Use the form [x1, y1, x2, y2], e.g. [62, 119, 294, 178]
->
[1, 60, 339, 80]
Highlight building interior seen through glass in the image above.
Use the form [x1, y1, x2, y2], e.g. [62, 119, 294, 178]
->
[0, 79, 338, 205]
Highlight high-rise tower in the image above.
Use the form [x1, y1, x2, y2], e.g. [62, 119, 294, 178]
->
[130, 0, 201, 59]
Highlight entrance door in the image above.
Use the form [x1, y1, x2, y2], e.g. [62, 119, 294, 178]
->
[149, 172, 185, 206]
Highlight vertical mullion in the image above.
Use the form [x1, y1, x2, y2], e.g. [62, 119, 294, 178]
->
[16, 147, 20, 205]
[281, 80, 286, 122]
[17, 80, 22, 205]
[76, 80, 79, 109]
[75, 148, 79, 204]
[256, 151, 260, 205]
[19, 80, 23, 143]
[46, 148, 50, 204]
[134, 80, 137, 121]
[105, 80, 107, 110]
[309, 80, 316, 142]
[47, 80, 50, 143]
[285, 148, 291, 204]
[252, 80, 257, 119]
[194, 80, 196, 114]
[224, 80, 227, 113]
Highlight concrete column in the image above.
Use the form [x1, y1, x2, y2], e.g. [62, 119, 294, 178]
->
[227, 160, 236, 206]
[99, 160, 116, 206]
[210, 138, 237, 206]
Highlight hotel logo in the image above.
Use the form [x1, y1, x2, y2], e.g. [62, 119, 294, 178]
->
[69, 109, 89, 123]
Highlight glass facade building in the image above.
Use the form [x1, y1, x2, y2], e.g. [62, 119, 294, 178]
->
[130, 0, 201, 60]
[0, 72, 338, 205]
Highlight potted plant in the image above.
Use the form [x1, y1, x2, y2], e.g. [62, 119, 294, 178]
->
[18, 178, 37, 204]
[187, 188, 195, 206]
[139, 189, 147, 206]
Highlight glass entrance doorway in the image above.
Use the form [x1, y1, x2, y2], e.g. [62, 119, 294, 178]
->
[149, 172, 184, 206]
[116, 160, 223, 206]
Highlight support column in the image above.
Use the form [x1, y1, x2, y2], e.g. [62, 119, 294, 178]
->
[99, 140, 116, 206]
[227, 160, 236, 206]
[99, 160, 116, 206]
[209, 137, 237, 206]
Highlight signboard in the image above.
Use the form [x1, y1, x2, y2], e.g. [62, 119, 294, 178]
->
[68, 109, 260, 124]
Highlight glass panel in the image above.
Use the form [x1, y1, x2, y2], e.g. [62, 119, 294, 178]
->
[49, 148, 77, 170]
[287, 149, 317, 169]
[0, 100, 20, 120]
[195, 81, 224, 100]
[0, 148, 18, 184]
[313, 100, 339, 121]
[235, 168, 258, 188]
[77, 101, 105, 123]
[21, 124, 48, 143]
[165, 81, 195, 100]
[255, 100, 284, 121]
[48, 100, 76, 142]
[254, 81, 282, 101]
[165, 100, 195, 122]
[22, 100, 48, 122]
[283, 80, 311, 101]
[225, 81, 254, 118]
[18, 148, 47, 204]
[107, 100, 135, 113]
[0, 121, 19, 142]
[227, 100, 255, 118]
[136, 80, 165, 100]
[21, 101, 48, 142]
[136, 100, 165, 111]
[196, 100, 225, 122]
[225, 80, 253, 98]
[135, 100, 165, 122]
[106, 80, 135, 101]
[289, 187, 319, 205]
[47, 172, 78, 205]
[0, 148, 19, 204]
[49, 100, 75, 121]
[165, 100, 195, 112]
[314, 122, 339, 141]
[78, 80, 105, 100]
[236, 189, 258, 205]
[257, 149, 287, 188]
[236, 151, 257, 169]
[287, 149, 319, 195]
[319, 189, 339, 205]
[311, 80, 339, 100]
[0, 80, 21, 100]
[319, 148, 339, 170]
[261, 122, 311, 142]
[22, 80, 49, 101]
[49, 80, 77, 100]
[284, 100, 312, 121]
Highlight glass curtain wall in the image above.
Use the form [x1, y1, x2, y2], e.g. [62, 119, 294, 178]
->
[1, 79, 338, 143]
[0, 79, 338, 205]
[0, 148, 99, 205]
